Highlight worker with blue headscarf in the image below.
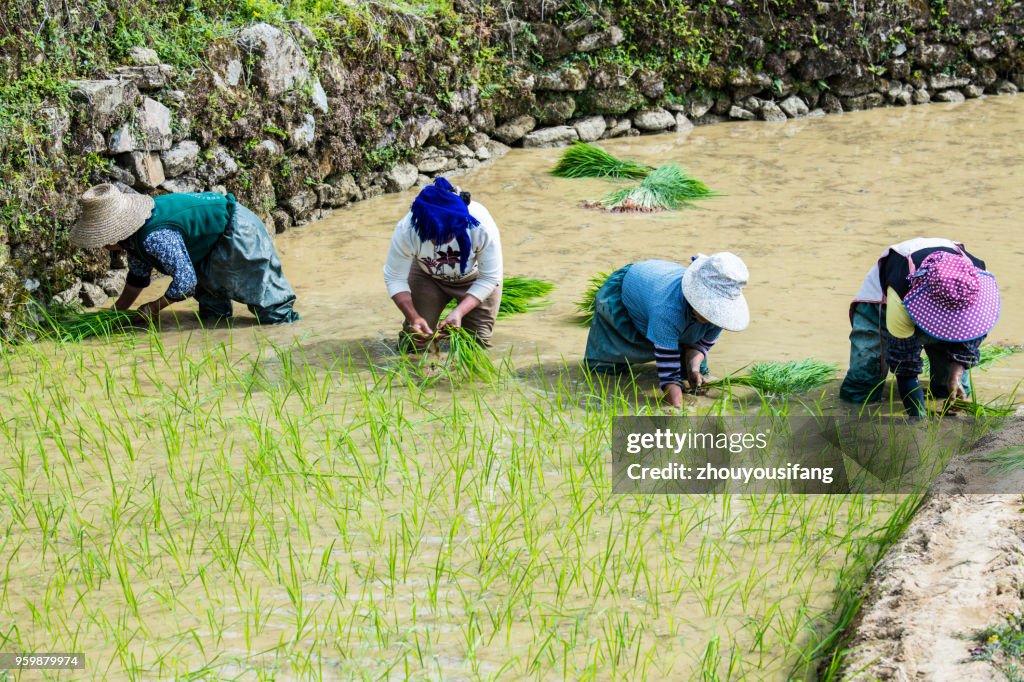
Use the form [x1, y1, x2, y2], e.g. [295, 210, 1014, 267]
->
[383, 177, 504, 348]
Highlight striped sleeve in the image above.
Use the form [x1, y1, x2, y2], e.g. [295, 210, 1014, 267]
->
[654, 345, 683, 388]
[687, 328, 720, 356]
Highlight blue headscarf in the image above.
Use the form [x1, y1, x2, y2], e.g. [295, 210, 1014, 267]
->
[410, 177, 480, 274]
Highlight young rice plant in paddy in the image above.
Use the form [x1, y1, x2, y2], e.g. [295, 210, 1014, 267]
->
[0, 329, 1004, 680]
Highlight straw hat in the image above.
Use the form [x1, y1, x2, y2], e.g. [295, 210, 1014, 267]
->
[682, 252, 750, 331]
[69, 184, 154, 248]
[903, 251, 1000, 342]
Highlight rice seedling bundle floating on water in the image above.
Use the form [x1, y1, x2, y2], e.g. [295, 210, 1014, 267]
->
[707, 359, 840, 396]
[497, 276, 554, 318]
[36, 309, 144, 342]
[573, 271, 612, 327]
[551, 141, 654, 179]
[596, 164, 716, 213]
[442, 276, 555, 319]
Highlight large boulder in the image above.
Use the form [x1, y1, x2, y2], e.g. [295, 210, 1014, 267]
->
[106, 97, 172, 153]
[576, 26, 624, 52]
[535, 94, 576, 125]
[795, 46, 848, 81]
[536, 65, 588, 92]
[403, 116, 447, 149]
[236, 22, 312, 97]
[493, 115, 536, 144]
[530, 23, 573, 60]
[79, 282, 108, 308]
[684, 93, 715, 118]
[590, 64, 633, 90]
[161, 140, 200, 178]
[205, 41, 245, 91]
[578, 86, 644, 115]
[135, 98, 172, 151]
[70, 80, 141, 130]
[933, 89, 966, 103]
[778, 95, 809, 118]
[199, 145, 238, 184]
[384, 163, 419, 192]
[288, 114, 316, 150]
[573, 116, 607, 142]
[914, 43, 955, 68]
[283, 190, 318, 223]
[522, 126, 578, 148]
[929, 73, 970, 89]
[760, 101, 787, 122]
[110, 65, 172, 91]
[127, 46, 159, 65]
[118, 151, 165, 189]
[161, 177, 203, 193]
[632, 109, 675, 131]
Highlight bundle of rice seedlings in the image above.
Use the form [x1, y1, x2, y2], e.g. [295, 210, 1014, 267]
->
[975, 344, 1022, 370]
[945, 398, 1016, 418]
[36, 309, 144, 342]
[707, 359, 839, 396]
[922, 343, 1022, 373]
[551, 141, 654, 179]
[498, 276, 554, 318]
[598, 164, 716, 213]
[573, 271, 612, 327]
[442, 276, 555, 319]
[444, 327, 499, 382]
[413, 327, 499, 386]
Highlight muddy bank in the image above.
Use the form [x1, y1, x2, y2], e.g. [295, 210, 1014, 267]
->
[840, 416, 1024, 681]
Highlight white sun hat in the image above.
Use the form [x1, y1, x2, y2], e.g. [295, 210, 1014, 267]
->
[69, 184, 154, 248]
[681, 252, 750, 331]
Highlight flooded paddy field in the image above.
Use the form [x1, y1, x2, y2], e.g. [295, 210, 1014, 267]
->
[2, 96, 1022, 680]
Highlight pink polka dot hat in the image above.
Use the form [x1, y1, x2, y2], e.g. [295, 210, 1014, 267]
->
[903, 251, 1000, 342]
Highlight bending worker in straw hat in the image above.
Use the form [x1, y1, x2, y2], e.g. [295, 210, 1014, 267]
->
[70, 184, 299, 324]
[383, 177, 502, 348]
[839, 238, 1000, 416]
[583, 255, 751, 408]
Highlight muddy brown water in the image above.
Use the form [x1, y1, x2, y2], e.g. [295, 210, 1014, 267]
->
[265, 95, 1024, 398]
[3, 96, 1023, 681]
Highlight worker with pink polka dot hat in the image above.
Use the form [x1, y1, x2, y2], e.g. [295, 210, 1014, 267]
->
[839, 238, 1000, 417]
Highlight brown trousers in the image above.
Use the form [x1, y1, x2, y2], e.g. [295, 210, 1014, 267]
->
[403, 266, 502, 347]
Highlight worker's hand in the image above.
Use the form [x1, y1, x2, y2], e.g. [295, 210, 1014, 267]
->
[684, 348, 707, 394]
[662, 383, 684, 409]
[137, 300, 161, 321]
[407, 316, 434, 347]
[947, 362, 968, 401]
[438, 309, 463, 332]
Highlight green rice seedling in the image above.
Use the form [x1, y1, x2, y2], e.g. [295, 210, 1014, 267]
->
[707, 359, 839, 396]
[945, 397, 1017, 418]
[573, 271, 612, 327]
[551, 141, 654, 179]
[417, 327, 499, 385]
[977, 445, 1024, 474]
[497, 276, 555, 318]
[33, 308, 145, 342]
[442, 276, 555, 319]
[599, 164, 716, 212]
[976, 343, 1023, 369]
[923, 343, 1023, 373]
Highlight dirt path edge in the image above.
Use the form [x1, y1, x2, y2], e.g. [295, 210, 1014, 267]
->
[839, 419, 1024, 681]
